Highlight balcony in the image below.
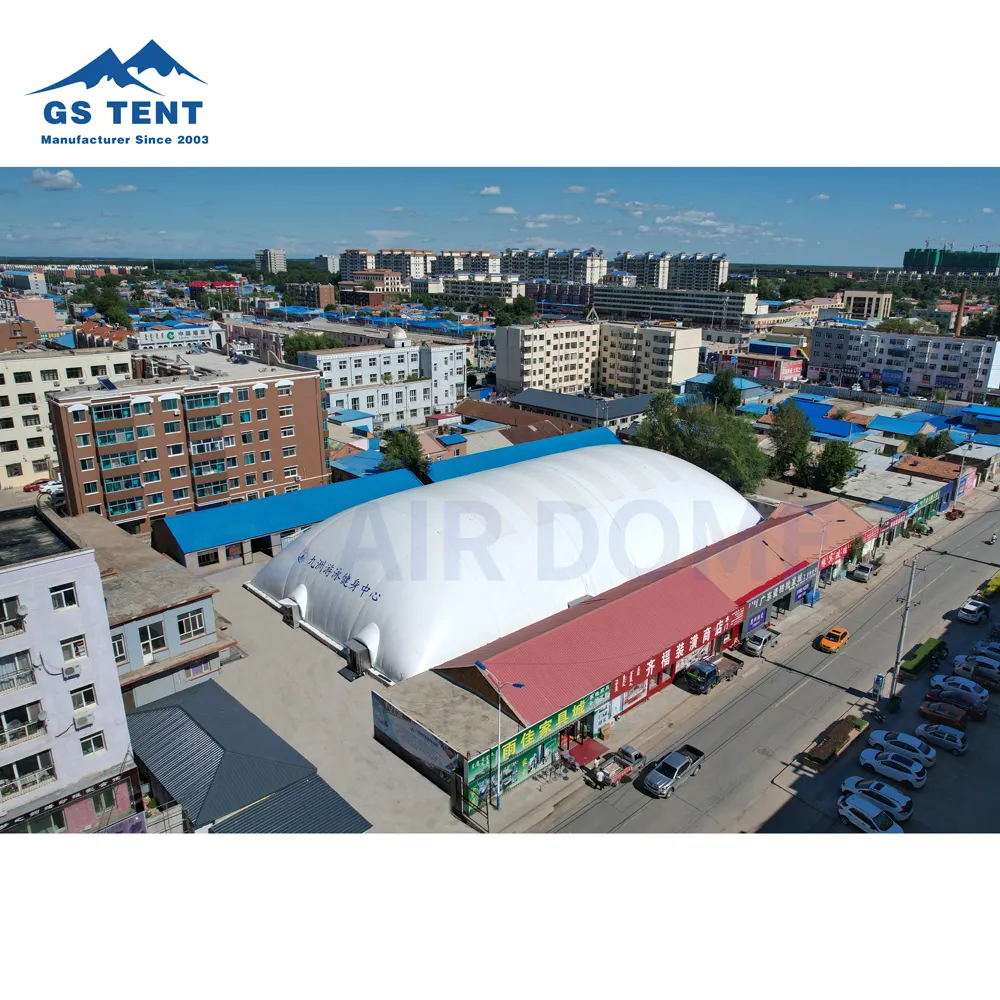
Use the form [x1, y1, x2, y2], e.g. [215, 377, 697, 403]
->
[0, 668, 36, 696]
[0, 719, 46, 750]
[0, 753, 56, 802]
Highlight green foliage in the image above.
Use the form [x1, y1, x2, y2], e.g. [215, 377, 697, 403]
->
[907, 429, 955, 459]
[811, 439, 857, 492]
[281, 332, 344, 365]
[768, 402, 812, 482]
[636, 394, 770, 495]
[965, 310, 1000, 338]
[467, 373, 479, 389]
[378, 428, 431, 482]
[705, 368, 743, 412]
[876, 318, 920, 333]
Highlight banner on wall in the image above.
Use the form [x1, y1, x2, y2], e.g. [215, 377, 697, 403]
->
[372, 692, 461, 774]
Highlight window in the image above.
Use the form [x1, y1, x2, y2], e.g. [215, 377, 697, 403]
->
[197, 551, 220, 568]
[26, 437, 43, 449]
[255, 387, 266, 399]
[32, 459, 48, 473]
[237, 387, 249, 401]
[84, 481, 99, 495]
[40, 369, 58, 382]
[169, 466, 187, 479]
[262, 488, 276, 498]
[239, 410, 251, 424]
[177, 609, 206, 642]
[279, 405, 293, 417]
[92, 787, 117, 816]
[140, 448, 157, 461]
[194, 479, 228, 499]
[245, 473, 257, 485]
[262, 470, 273, 482]
[258, 429, 269, 441]
[111, 633, 128, 665]
[91, 402, 130, 422]
[133, 401, 151, 416]
[18, 393, 37, 405]
[50, 583, 79, 611]
[163, 421, 181, 434]
[90, 366, 107, 377]
[278, 385, 292, 396]
[96, 427, 135, 446]
[167, 442, 185, 457]
[226, 456, 238, 468]
[13, 371, 32, 384]
[107, 496, 144, 516]
[71, 684, 97, 710]
[142, 470, 161, 484]
[1, 595, 26, 639]
[60, 634, 88, 662]
[113, 363, 129, 375]
[136, 425, 155, 439]
[282, 446, 296, 458]
[243, 452, 255, 465]
[86, 504, 102, 514]
[172, 486, 190, 501]
[139, 621, 167, 656]
[147, 492, 164, 506]
[255, 408, 267, 421]
[241, 431, 253, 445]
[284, 466, 298, 479]
[183, 392, 219, 410]
[228, 477, 240, 489]
[80, 731, 106, 757]
[66, 367, 82, 380]
[187, 414, 222, 433]
[192, 458, 225, 476]
[280, 425, 295, 438]
[22, 414, 41, 428]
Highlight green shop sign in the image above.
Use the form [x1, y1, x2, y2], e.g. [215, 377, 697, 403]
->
[466, 682, 612, 784]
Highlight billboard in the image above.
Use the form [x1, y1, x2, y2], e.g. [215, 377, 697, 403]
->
[372, 692, 461, 775]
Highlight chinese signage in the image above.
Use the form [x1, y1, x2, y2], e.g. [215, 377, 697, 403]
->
[622, 680, 649, 712]
[745, 608, 768, 634]
[820, 542, 852, 570]
[934, 375, 961, 388]
[466, 681, 612, 784]
[296, 547, 381, 602]
[101, 812, 147, 834]
[881, 368, 904, 384]
[373, 692, 460, 774]
[745, 563, 816, 614]
[882, 511, 907, 532]
[794, 581, 812, 603]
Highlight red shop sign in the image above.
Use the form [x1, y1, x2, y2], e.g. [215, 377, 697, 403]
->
[820, 541, 852, 570]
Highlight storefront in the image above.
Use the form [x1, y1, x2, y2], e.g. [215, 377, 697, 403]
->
[742, 562, 818, 635]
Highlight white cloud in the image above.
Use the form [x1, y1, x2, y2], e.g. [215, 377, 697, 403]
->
[983, 207, 995, 214]
[524, 221, 548, 229]
[811, 193, 831, 201]
[49, 221, 66, 229]
[366, 229, 414, 241]
[26, 168, 82, 191]
[5, 232, 32, 242]
[156, 230, 168, 235]
[785, 198, 795, 204]
[488, 206, 517, 215]
[534, 213, 581, 225]
[655, 210, 720, 227]
[638, 225, 650, 232]
[478, 185, 501, 196]
[453, 217, 469, 223]
[606, 230, 624, 237]
[100, 184, 138, 195]
[593, 197, 610, 205]
[597, 189, 617, 197]
[562, 185, 588, 194]
[387, 206, 408, 213]
[889, 203, 907, 210]
[910, 209, 933, 218]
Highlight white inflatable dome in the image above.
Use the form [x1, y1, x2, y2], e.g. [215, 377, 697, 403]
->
[250, 444, 761, 682]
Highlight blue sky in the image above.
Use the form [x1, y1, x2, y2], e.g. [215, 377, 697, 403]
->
[1, 167, 998, 266]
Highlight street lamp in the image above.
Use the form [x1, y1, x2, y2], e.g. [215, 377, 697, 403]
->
[804, 509, 846, 599]
[476, 661, 524, 810]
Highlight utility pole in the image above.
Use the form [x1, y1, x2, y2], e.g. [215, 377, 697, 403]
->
[890, 558, 921, 701]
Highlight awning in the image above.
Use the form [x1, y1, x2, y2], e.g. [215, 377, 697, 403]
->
[275, 379, 294, 387]
[157, 392, 181, 401]
[67, 403, 88, 413]
[131, 395, 153, 404]
[251, 382, 268, 390]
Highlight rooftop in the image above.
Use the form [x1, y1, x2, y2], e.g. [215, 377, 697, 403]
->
[831, 461, 945, 507]
[890, 453, 968, 482]
[0, 507, 71, 568]
[512, 388, 655, 420]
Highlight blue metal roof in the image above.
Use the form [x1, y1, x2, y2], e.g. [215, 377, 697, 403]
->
[160, 469, 421, 553]
[787, 398, 835, 421]
[427, 426, 621, 483]
[790, 392, 833, 404]
[963, 403, 1000, 420]
[868, 415, 930, 437]
[972, 432, 1000, 446]
[460, 418, 505, 433]
[737, 402, 770, 416]
[329, 450, 387, 477]
[438, 434, 467, 446]
[807, 416, 867, 440]
[685, 373, 762, 390]
[329, 408, 374, 424]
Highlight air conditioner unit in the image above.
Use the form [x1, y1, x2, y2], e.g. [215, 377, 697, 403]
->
[278, 598, 301, 629]
[73, 710, 95, 730]
[142, 652, 155, 666]
[62, 664, 82, 679]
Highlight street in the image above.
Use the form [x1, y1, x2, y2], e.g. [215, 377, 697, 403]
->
[539, 496, 1000, 834]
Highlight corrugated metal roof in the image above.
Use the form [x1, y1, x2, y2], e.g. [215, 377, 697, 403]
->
[210, 774, 371, 834]
[426, 426, 620, 482]
[868, 415, 930, 437]
[127, 681, 317, 827]
[160, 469, 422, 553]
[513, 388, 654, 420]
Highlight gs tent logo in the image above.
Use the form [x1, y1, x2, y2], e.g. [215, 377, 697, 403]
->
[29, 40, 209, 146]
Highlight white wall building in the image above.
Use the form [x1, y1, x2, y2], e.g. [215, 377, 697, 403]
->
[610, 253, 730, 290]
[313, 255, 339, 274]
[494, 320, 601, 395]
[411, 273, 527, 303]
[431, 251, 501, 276]
[2, 271, 48, 296]
[592, 286, 757, 328]
[843, 290, 892, 321]
[599, 321, 703, 394]
[1, 347, 134, 490]
[500, 248, 608, 284]
[374, 249, 437, 280]
[338, 250, 377, 281]
[254, 249, 287, 275]
[126, 322, 226, 352]
[1, 517, 132, 828]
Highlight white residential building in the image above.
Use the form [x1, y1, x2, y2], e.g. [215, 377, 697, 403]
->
[842, 290, 893, 321]
[592, 286, 757, 328]
[500, 248, 608, 284]
[494, 320, 601, 395]
[254, 249, 287, 275]
[0, 510, 137, 834]
[611, 252, 729, 291]
[2, 271, 48, 296]
[338, 249, 377, 281]
[298, 328, 466, 427]
[1, 347, 135, 490]
[412, 273, 527, 302]
[313, 255, 339, 274]
[374, 249, 437, 280]
[598, 322, 703, 395]
[431, 251, 501, 276]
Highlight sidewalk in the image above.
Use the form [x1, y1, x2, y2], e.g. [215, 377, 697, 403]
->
[488, 487, 999, 833]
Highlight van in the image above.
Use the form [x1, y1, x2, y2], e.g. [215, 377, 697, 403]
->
[851, 563, 875, 583]
[741, 628, 777, 657]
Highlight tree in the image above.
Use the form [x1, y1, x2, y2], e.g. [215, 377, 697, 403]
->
[768, 402, 812, 482]
[378, 428, 430, 482]
[876, 318, 920, 333]
[324, 303, 338, 312]
[907, 430, 956, 459]
[811, 440, 857, 492]
[705, 369, 743, 412]
[281, 332, 344, 365]
[467, 372, 479, 390]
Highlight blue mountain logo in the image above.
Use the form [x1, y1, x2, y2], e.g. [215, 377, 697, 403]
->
[28, 40, 206, 96]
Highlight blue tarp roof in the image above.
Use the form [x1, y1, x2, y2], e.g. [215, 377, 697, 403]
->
[427, 426, 620, 483]
[685, 372, 762, 389]
[329, 408, 374, 425]
[737, 402, 770, 416]
[52, 332, 76, 348]
[439, 434, 467, 446]
[807, 416, 867, 440]
[161, 469, 421, 553]
[972, 432, 1000, 446]
[790, 392, 833, 404]
[963, 404, 1000, 421]
[460, 419, 506, 433]
[868, 415, 930, 437]
[329, 450, 387, 477]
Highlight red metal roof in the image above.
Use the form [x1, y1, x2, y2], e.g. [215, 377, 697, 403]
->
[443, 564, 737, 725]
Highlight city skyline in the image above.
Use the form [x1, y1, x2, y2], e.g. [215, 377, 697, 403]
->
[2, 167, 1000, 266]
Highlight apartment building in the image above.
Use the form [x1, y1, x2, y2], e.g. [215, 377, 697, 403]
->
[0, 507, 141, 834]
[313, 254, 339, 274]
[598, 322, 702, 395]
[374, 249, 437, 280]
[1, 320, 41, 351]
[1, 346, 134, 490]
[1, 292, 61, 334]
[411, 273, 527, 302]
[351, 269, 405, 293]
[807, 326, 1000, 399]
[494, 321, 601, 395]
[500, 248, 608, 285]
[610, 252, 729, 291]
[285, 283, 337, 309]
[48, 351, 326, 533]
[843, 290, 893, 321]
[338, 249, 377, 281]
[592, 286, 757, 328]
[431, 251, 501, 275]
[254, 248, 287, 275]
[299, 328, 466, 428]
[2, 271, 48, 296]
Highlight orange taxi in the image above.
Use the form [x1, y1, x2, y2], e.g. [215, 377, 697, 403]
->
[818, 626, 851, 653]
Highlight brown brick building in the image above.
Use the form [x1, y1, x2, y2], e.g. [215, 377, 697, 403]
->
[0, 320, 41, 351]
[47, 351, 327, 534]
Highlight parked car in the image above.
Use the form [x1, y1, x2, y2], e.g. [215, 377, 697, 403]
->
[38, 480, 63, 495]
[682, 658, 742, 695]
[952, 655, 1000, 684]
[839, 777, 913, 821]
[838, 793, 903, 833]
[957, 600, 990, 624]
[642, 745, 704, 799]
[924, 688, 988, 720]
[594, 745, 646, 791]
[858, 749, 928, 788]
[972, 640, 1000, 659]
[914, 724, 968, 756]
[851, 563, 877, 583]
[817, 626, 851, 653]
[929, 674, 989, 704]
[866, 730, 937, 767]
[22, 478, 54, 492]
[741, 629, 777, 658]
[918, 701, 968, 729]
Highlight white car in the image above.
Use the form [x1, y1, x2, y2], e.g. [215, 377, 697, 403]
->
[953, 655, 1000, 682]
[867, 730, 936, 768]
[851, 383, 862, 391]
[837, 793, 903, 833]
[914, 724, 968, 756]
[972, 640, 1000, 660]
[39, 480, 63, 495]
[858, 749, 928, 788]
[929, 674, 989, 704]
[840, 777, 913, 821]
[957, 600, 990, 624]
